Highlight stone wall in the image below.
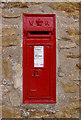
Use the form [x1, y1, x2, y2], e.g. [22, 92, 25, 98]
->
[1, 2, 80, 118]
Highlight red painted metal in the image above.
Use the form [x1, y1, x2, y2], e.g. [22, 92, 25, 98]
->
[23, 14, 56, 103]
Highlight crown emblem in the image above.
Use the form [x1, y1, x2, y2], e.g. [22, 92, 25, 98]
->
[36, 19, 43, 26]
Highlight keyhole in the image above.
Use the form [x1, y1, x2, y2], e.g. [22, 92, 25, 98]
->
[34, 73, 35, 77]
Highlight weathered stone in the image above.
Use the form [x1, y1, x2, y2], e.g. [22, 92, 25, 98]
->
[66, 28, 79, 36]
[28, 3, 54, 14]
[62, 37, 71, 41]
[49, 3, 79, 14]
[45, 109, 56, 114]
[2, 2, 28, 8]
[76, 39, 79, 45]
[29, 110, 48, 118]
[0, 106, 2, 118]
[62, 101, 79, 115]
[2, 8, 21, 18]
[60, 42, 76, 49]
[75, 35, 80, 45]
[54, 111, 66, 118]
[76, 63, 81, 69]
[2, 85, 12, 93]
[63, 82, 78, 93]
[54, 101, 79, 118]
[13, 73, 21, 89]
[67, 54, 81, 58]
[2, 91, 11, 106]
[72, 101, 79, 109]
[21, 109, 30, 118]
[0, 46, 2, 55]
[2, 105, 21, 118]
[58, 72, 64, 77]
[9, 90, 21, 107]
[2, 28, 19, 47]
[13, 64, 21, 89]
[0, 57, 2, 79]
[31, 2, 43, 5]
[2, 14, 20, 18]
[0, 91, 2, 105]
[3, 59, 10, 79]
[58, 67, 64, 77]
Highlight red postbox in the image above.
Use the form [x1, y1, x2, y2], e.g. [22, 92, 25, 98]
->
[23, 14, 56, 103]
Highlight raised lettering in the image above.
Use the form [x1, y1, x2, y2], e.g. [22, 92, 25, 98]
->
[45, 21, 49, 26]
[36, 19, 43, 26]
[29, 21, 34, 26]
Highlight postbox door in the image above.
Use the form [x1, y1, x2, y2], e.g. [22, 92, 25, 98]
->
[27, 45, 50, 98]
[23, 14, 56, 103]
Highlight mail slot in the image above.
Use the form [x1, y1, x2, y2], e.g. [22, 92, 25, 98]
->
[23, 14, 56, 103]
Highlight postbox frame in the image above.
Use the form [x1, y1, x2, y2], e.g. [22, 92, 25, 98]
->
[23, 14, 56, 103]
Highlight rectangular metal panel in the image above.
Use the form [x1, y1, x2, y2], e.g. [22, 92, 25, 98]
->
[29, 45, 50, 97]
[23, 14, 56, 103]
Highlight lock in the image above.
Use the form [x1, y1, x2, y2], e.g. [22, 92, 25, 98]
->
[32, 70, 40, 77]
[23, 14, 56, 103]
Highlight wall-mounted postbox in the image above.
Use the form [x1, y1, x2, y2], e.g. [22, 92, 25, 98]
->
[23, 14, 56, 103]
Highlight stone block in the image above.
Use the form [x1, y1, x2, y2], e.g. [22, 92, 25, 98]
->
[3, 59, 10, 79]
[63, 82, 78, 93]
[2, 27, 20, 47]
[9, 90, 21, 107]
